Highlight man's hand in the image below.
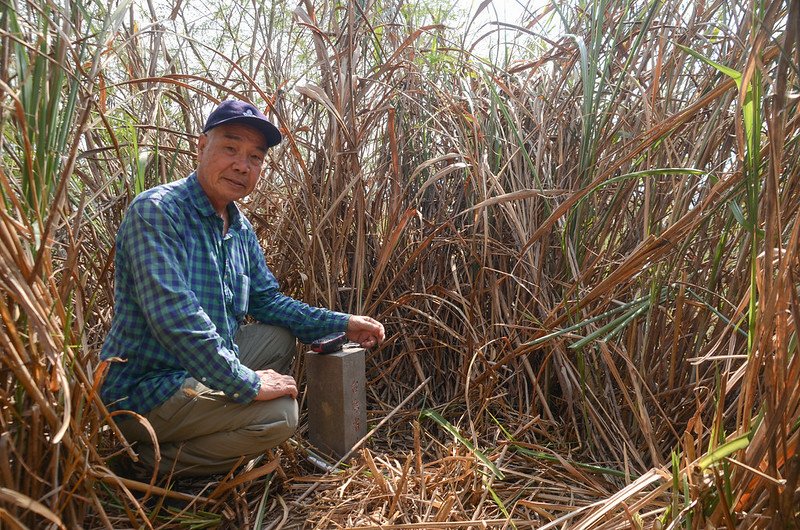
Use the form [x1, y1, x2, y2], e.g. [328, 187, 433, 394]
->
[346, 315, 385, 348]
[254, 369, 298, 401]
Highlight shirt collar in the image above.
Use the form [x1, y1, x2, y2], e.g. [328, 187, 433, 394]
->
[187, 172, 246, 231]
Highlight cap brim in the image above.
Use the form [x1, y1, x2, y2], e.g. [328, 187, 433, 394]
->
[205, 116, 282, 148]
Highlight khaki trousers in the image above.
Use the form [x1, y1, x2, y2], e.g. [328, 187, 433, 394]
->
[118, 324, 298, 476]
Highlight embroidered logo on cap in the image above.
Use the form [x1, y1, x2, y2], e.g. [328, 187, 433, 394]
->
[243, 109, 254, 117]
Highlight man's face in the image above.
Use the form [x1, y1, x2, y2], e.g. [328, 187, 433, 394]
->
[196, 123, 268, 212]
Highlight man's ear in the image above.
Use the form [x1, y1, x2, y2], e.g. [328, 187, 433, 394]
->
[197, 133, 208, 160]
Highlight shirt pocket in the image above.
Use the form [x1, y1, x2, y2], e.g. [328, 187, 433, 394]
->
[234, 273, 250, 322]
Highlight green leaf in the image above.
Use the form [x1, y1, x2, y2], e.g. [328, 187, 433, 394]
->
[569, 299, 649, 349]
[486, 480, 515, 528]
[727, 201, 749, 229]
[575, 169, 706, 210]
[698, 433, 750, 470]
[421, 409, 504, 479]
[677, 44, 742, 88]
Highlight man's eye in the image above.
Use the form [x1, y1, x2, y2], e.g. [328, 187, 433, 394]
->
[251, 155, 265, 165]
[224, 146, 236, 154]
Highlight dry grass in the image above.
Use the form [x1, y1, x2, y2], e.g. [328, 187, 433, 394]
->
[1, 0, 798, 527]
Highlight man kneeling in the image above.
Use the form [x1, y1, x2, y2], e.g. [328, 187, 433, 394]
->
[100, 100, 384, 477]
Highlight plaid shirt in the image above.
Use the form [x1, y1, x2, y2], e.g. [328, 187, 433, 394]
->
[100, 173, 349, 414]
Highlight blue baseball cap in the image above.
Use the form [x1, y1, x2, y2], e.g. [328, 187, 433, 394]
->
[202, 99, 282, 148]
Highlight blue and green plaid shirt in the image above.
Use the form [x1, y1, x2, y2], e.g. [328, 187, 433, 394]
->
[100, 173, 349, 415]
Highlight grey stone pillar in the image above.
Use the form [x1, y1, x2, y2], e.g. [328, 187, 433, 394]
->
[304, 345, 367, 458]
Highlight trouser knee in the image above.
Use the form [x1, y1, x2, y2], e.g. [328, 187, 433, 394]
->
[236, 324, 297, 372]
[249, 397, 299, 446]
[274, 397, 299, 433]
[270, 326, 296, 357]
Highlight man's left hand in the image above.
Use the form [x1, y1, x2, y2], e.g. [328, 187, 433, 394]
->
[346, 315, 385, 348]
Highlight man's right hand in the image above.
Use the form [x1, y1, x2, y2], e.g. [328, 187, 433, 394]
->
[346, 315, 385, 348]
[254, 369, 298, 401]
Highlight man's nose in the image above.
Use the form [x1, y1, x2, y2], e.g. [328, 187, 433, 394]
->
[231, 153, 252, 172]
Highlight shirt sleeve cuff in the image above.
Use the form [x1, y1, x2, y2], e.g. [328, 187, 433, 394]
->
[296, 310, 350, 344]
[315, 311, 350, 338]
[229, 365, 261, 403]
[330, 311, 351, 331]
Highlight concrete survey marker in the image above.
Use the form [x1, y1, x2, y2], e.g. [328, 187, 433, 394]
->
[305, 345, 367, 458]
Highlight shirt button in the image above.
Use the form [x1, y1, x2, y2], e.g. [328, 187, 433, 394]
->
[202, 377, 207, 382]
[233, 393, 240, 398]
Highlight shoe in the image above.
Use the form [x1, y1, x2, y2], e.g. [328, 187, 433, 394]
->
[152, 475, 219, 512]
[172, 474, 222, 498]
[109, 456, 152, 482]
